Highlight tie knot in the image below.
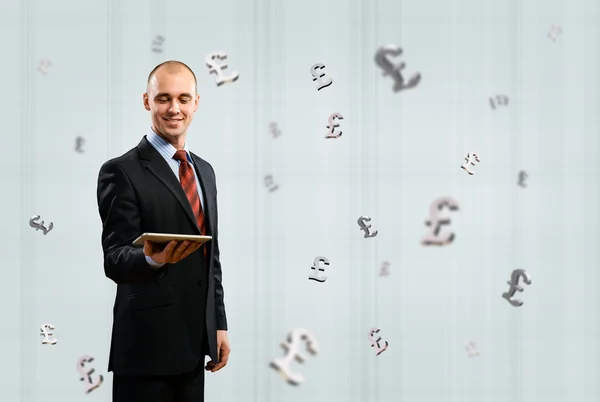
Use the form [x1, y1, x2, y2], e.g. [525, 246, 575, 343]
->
[173, 150, 188, 163]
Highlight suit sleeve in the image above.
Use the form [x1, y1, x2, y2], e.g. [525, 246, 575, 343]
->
[211, 167, 228, 330]
[97, 160, 160, 284]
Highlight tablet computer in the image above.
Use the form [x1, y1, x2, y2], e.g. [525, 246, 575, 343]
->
[132, 233, 212, 246]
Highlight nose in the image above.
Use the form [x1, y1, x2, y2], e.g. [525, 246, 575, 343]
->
[168, 101, 180, 114]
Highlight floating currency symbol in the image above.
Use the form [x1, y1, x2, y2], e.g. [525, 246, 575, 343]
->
[40, 323, 58, 345]
[151, 35, 164, 53]
[75, 136, 85, 153]
[374, 44, 421, 92]
[270, 122, 281, 138]
[357, 216, 378, 238]
[308, 256, 329, 282]
[76, 355, 103, 394]
[205, 52, 239, 86]
[421, 197, 459, 246]
[518, 170, 528, 188]
[269, 328, 318, 386]
[368, 328, 389, 356]
[460, 153, 480, 175]
[29, 215, 54, 235]
[379, 261, 390, 277]
[264, 175, 279, 193]
[489, 95, 509, 109]
[325, 113, 343, 138]
[548, 25, 562, 41]
[465, 341, 479, 357]
[309, 63, 333, 91]
[502, 269, 532, 307]
[38, 59, 52, 75]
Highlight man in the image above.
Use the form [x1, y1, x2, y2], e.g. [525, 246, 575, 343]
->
[96, 60, 230, 402]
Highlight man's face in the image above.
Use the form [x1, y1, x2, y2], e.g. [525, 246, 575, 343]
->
[143, 68, 199, 144]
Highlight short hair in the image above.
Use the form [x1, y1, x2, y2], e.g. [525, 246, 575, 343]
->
[147, 60, 197, 93]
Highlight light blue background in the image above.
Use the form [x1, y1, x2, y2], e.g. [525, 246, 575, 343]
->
[0, 0, 597, 401]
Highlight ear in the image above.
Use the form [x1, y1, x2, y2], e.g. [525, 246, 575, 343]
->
[193, 94, 200, 112]
[142, 93, 151, 111]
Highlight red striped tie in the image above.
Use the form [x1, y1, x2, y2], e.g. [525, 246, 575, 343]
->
[173, 150, 207, 258]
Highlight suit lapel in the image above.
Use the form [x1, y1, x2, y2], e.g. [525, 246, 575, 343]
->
[137, 136, 200, 234]
[190, 152, 215, 235]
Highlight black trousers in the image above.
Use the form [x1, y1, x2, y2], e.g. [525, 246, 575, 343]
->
[112, 358, 206, 402]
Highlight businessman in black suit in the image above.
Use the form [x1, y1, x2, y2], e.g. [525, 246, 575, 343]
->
[97, 60, 230, 402]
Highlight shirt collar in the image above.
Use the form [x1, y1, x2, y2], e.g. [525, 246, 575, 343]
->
[147, 128, 192, 163]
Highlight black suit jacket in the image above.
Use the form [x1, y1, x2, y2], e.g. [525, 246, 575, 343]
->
[96, 136, 227, 376]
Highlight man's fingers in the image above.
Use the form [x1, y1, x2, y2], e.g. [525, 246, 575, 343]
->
[144, 240, 159, 253]
[209, 347, 229, 372]
[220, 348, 230, 365]
[163, 240, 178, 253]
[161, 240, 204, 264]
[185, 242, 202, 257]
[205, 361, 216, 371]
[185, 242, 202, 254]
[170, 240, 189, 259]
[176, 240, 190, 253]
[210, 362, 225, 372]
[180, 242, 201, 259]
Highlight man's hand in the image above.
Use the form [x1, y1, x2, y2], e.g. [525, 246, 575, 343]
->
[144, 240, 202, 265]
[205, 330, 230, 372]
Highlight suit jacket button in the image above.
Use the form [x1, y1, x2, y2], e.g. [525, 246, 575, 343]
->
[198, 280, 205, 286]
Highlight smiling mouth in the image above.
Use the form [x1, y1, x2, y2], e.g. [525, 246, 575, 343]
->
[163, 118, 183, 122]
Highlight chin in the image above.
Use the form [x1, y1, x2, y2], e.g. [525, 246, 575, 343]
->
[163, 128, 185, 137]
